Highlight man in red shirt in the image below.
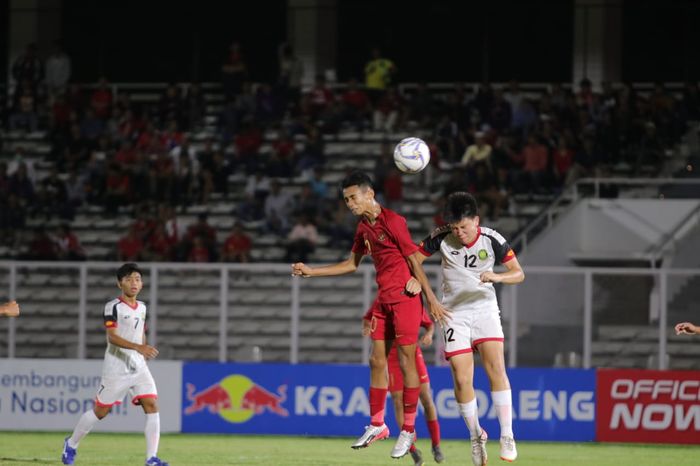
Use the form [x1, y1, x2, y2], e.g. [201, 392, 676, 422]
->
[292, 171, 429, 459]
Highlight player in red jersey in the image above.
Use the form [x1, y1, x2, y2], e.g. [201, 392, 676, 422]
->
[362, 301, 444, 465]
[292, 171, 430, 459]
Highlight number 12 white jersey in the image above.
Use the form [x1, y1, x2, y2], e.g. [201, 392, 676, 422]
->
[418, 226, 516, 313]
[102, 297, 148, 377]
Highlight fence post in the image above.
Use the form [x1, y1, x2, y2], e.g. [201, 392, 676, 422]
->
[8, 264, 17, 358]
[78, 264, 87, 359]
[149, 266, 159, 348]
[290, 275, 300, 364]
[219, 268, 228, 363]
[583, 270, 593, 369]
[659, 270, 668, 370]
[508, 285, 518, 368]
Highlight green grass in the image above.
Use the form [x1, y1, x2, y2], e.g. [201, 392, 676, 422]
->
[1, 432, 699, 466]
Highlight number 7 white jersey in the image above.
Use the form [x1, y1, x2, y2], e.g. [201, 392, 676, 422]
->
[102, 297, 147, 376]
[418, 226, 516, 313]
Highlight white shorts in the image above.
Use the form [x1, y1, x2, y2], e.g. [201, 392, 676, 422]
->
[442, 309, 504, 359]
[96, 368, 158, 407]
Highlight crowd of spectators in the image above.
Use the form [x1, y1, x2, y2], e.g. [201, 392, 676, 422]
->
[1, 39, 699, 262]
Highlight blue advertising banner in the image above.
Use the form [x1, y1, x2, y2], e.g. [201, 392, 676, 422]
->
[182, 362, 595, 441]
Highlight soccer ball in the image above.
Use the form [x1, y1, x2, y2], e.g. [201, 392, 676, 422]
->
[393, 137, 431, 174]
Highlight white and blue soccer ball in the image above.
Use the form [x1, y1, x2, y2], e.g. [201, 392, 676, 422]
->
[393, 137, 431, 174]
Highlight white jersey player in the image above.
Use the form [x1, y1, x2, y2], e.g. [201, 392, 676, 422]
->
[408, 192, 524, 466]
[62, 263, 169, 466]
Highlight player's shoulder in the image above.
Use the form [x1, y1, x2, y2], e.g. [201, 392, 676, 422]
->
[480, 226, 508, 245]
[105, 298, 120, 309]
[137, 300, 147, 309]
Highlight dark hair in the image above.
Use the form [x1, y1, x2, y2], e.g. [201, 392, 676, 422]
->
[443, 192, 479, 223]
[117, 263, 143, 281]
[341, 171, 373, 190]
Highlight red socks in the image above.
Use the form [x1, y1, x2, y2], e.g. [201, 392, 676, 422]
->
[369, 387, 388, 426]
[401, 386, 421, 432]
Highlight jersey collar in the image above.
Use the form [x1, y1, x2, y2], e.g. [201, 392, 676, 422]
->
[118, 296, 139, 310]
[465, 227, 481, 248]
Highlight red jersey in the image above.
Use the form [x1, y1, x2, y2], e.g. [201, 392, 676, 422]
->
[352, 208, 418, 303]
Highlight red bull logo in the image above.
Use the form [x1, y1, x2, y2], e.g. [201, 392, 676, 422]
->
[184, 374, 288, 423]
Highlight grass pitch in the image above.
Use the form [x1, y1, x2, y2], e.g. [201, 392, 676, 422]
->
[0, 432, 699, 465]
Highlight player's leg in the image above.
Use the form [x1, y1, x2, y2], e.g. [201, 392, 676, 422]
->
[62, 378, 124, 465]
[352, 310, 392, 449]
[413, 347, 443, 463]
[131, 369, 169, 466]
[419, 383, 444, 463]
[478, 339, 516, 462]
[391, 298, 422, 458]
[450, 352, 487, 466]
[473, 310, 515, 462]
[445, 312, 487, 466]
[389, 346, 423, 466]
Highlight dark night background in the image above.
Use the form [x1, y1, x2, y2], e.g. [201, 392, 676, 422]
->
[2, 0, 699, 84]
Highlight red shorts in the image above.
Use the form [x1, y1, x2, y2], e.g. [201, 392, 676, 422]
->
[388, 345, 429, 393]
[368, 296, 422, 345]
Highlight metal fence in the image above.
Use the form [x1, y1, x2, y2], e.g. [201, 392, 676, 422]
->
[1, 261, 697, 369]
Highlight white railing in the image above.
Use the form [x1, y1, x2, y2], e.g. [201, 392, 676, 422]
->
[1, 261, 698, 369]
[512, 177, 700, 254]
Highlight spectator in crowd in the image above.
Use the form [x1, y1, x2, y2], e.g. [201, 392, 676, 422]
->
[9, 79, 39, 132]
[373, 86, 403, 133]
[364, 47, 396, 105]
[221, 223, 252, 263]
[185, 213, 217, 260]
[342, 78, 370, 130]
[159, 83, 184, 128]
[145, 222, 174, 262]
[188, 235, 211, 262]
[0, 194, 27, 246]
[222, 41, 247, 99]
[277, 42, 304, 105]
[24, 226, 58, 260]
[185, 83, 206, 130]
[264, 180, 292, 234]
[12, 43, 42, 90]
[552, 137, 574, 188]
[285, 215, 318, 263]
[521, 134, 549, 193]
[45, 40, 71, 101]
[118, 225, 144, 262]
[382, 169, 403, 213]
[326, 198, 355, 250]
[461, 131, 493, 172]
[90, 77, 113, 120]
[56, 224, 86, 260]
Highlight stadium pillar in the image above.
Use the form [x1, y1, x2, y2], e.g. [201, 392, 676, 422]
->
[573, 0, 621, 89]
[7, 0, 62, 83]
[287, 0, 337, 87]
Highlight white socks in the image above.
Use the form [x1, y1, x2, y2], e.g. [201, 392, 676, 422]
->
[68, 410, 100, 448]
[145, 412, 161, 459]
[492, 389, 514, 437]
[458, 399, 482, 439]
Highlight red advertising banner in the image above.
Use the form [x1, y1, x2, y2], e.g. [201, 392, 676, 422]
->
[596, 369, 700, 444]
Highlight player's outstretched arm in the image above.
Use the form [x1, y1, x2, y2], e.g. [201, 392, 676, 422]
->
[407, 251, 450, 324]
[0, 301, 20, 317]
[675, 322, 700, 335]
[480, 256, 525, 285]
[291, 252, 363, 278]
[106, 328, 159, 359]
